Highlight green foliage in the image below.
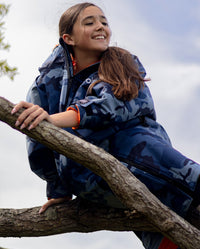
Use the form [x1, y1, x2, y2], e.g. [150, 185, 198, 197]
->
[0, 3, 18, 80]
[0, 60, 17, 80]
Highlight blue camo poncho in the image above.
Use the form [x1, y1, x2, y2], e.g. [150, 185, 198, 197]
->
[26, 42, 200, 219]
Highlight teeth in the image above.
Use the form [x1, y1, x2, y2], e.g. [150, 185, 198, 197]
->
[94, 36, 105, 40]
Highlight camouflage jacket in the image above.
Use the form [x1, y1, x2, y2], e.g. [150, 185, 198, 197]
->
[26, 40, 200, 217]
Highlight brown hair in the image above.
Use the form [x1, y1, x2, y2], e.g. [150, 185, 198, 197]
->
[59, 2, 97, 36]
[88, 46, 148, 101]
[59, 3, 148, 101]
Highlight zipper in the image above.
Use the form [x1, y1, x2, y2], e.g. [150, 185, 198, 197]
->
[117, 156, 194, 198]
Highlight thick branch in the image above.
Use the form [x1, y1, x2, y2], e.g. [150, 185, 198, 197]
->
[0, 96, 200, 249]
[0, 198, 153, 237]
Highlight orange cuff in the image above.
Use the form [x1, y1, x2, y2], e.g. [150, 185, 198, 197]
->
[67, 106, 80, 129]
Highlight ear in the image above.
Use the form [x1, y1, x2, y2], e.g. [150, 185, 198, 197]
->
[62, 34, 75, 46]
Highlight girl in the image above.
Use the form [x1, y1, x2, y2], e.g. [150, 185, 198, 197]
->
[11, 2, 200, 249]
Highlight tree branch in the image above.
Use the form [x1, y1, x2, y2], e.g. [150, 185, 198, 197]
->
[0, 96, 200, 249]
[0, 198, 153, 237]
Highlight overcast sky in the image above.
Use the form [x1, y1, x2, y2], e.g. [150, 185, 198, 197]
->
[0, 0, 200, 249]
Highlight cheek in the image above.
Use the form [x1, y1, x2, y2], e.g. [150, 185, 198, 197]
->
[107, 28, 112, 39]
[76, 28, 90, 41]
[75, 31, 89, 44]
[84, 28, 93, 39]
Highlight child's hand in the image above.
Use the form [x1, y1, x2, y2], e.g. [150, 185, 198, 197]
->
[11, 101, 50, 130]
[39, 197, 72, 214]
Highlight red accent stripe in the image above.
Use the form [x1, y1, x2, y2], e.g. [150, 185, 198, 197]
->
[66, 106, 80, 129]
[158, 237, 178, 249]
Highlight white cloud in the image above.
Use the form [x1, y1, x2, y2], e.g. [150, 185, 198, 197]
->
[147, 62, 200, 161]
[0, 232, 143, 249]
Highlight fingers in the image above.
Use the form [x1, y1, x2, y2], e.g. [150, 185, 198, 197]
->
[11, 101, 33, 114]
[39, 200, 54, 214]
[11, 101, 49, 130]
[27, 110, 48, 130]
[15, 105, 42, 129]
[39, 197, 71, 214]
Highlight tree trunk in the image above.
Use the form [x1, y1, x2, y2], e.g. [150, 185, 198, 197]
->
[0, 96, 200, 249]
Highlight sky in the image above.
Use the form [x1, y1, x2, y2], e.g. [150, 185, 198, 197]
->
[0, 0, 200, 248]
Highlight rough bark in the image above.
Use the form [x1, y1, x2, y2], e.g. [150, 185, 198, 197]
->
[0, 198, 153, 237]
[0, 96, 200, 249]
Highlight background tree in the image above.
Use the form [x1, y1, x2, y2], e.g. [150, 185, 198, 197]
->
[0, 3, 17, 80]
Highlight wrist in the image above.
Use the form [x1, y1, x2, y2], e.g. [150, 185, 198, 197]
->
[48, 111, 78, 128]
[47, 115, 54, 125]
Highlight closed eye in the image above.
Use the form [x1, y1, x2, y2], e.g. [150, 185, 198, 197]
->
[85, 21, 108, 26]
[85, 22, 93, 26]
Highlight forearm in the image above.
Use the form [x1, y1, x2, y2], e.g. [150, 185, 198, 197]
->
[12, 101, 79, 130]
[49, 110, 79, 128]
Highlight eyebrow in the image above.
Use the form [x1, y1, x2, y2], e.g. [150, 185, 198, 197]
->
[82, 15, 107, 22]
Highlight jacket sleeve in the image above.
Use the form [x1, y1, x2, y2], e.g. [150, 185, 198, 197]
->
[69, 57, 155, 130]
[26, 82, 72, 199]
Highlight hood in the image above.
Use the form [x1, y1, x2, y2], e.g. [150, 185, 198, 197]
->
[59, 37, 74, 79]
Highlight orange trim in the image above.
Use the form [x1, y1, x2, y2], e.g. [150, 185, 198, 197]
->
[53, 44, 59, 51]
[67, 106, 80, 129]
[70, 54, 77, 75]
[84, 60, 100, 68]
[158, 237, 178, 249]
[70, 53, 100, 75]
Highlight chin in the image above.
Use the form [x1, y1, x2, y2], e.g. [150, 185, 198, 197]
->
[96, 45, 109, 52]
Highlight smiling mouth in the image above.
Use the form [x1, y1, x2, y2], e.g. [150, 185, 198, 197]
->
[93, 35, 106, 40]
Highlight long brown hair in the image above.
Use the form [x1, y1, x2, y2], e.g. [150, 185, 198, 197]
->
[59, 3, 148, 101]
[88, 46, 148, 101]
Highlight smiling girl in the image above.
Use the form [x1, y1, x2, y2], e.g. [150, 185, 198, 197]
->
[11, 2, 200, 249]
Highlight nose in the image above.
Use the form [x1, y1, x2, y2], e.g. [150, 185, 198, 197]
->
[95, 20, 104, 31]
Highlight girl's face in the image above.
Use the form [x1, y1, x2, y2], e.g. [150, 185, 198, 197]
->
[63, 6, 111, 58]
